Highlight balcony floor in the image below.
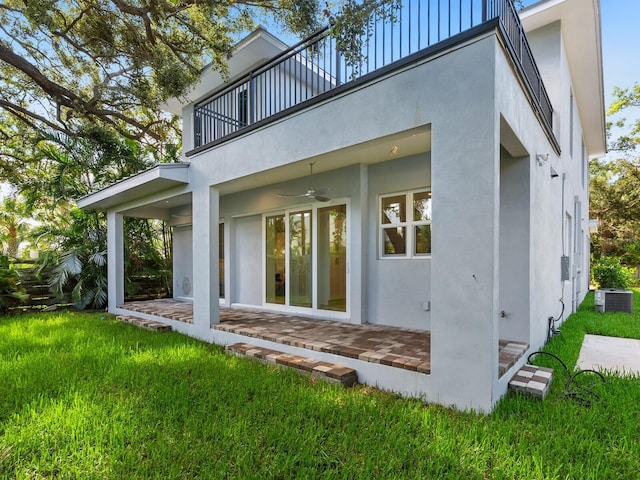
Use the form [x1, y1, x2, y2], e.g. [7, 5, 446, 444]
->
[118, 298, 528, 377]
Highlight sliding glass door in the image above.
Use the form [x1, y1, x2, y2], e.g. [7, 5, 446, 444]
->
[289, 210, 312, 307]
[265, 214, 285, 304]
[265, 204, 347, 313]
[317, 205, 347, 312]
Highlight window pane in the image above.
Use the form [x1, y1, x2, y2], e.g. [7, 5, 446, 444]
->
[382, 195, 406, 224]
[318, 205, 347, 312]
[413, 191, 432, 222]
[265, 215, 285, 304]
[383, 227, 406, 255]
[289, 210, 312, 308]
[415, 225, 431, 255]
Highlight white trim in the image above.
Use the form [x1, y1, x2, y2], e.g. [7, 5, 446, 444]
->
[378, 188, 431, 260]
[261, 198, 351, 319]
[76, 163, 190, 211]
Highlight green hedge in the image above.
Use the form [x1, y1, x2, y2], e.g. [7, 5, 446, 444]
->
[592, 256, 634, 290]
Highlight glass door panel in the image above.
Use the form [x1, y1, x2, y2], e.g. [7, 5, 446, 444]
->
[318, 205, 347, 312]
[265, 214, 285, 304]
[289, 210, 312, 307]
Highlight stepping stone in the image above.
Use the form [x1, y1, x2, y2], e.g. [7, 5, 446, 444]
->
[116, 315, 172, 332]
[226, 343, 358, 387]
[509, 364, 553, 399]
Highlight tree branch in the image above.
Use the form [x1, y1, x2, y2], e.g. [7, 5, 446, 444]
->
[0, 98, 75, 136]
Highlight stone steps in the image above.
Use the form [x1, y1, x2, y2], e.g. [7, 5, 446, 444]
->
[117, 315, 172, 332]
[226, 342, 358, 387]
[508, 364, 553, 399]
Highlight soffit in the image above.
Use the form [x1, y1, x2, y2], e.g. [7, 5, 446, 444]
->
[76, 163, 190, 212]
[521, 0, 606, 156]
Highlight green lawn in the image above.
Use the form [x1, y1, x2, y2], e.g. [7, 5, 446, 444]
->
[1, 293, 640, 479]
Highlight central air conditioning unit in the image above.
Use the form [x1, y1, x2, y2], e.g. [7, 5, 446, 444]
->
[594, 289, 633, 313]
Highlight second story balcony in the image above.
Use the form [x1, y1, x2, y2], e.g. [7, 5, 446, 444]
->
[189, 0, 555, 155]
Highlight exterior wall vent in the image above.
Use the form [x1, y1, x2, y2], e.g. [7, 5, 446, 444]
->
[594, 289, 633, 313]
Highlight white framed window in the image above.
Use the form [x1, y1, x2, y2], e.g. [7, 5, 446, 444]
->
[379, 189, 431, 258]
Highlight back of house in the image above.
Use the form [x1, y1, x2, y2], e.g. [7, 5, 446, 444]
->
[78, 0, 604, 412]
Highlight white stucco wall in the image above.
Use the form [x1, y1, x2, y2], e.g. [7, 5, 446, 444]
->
[505, 21, 591, 350]
[499, 147, 530, 344]
[367, 155, 431, 330]
[232, 215, 262, 305]
[173, 225, 193, 299]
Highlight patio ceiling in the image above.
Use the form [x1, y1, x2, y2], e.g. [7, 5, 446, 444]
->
[75, 126, 430, 219]
[213, 125, 431, 197]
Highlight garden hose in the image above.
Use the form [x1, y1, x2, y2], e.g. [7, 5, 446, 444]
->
[527, 351, 606, 407]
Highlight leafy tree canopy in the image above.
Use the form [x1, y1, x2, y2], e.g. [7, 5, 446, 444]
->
[0, 0, 315, 142]
[607, 83, 640, 155]
[0, 0, 397, 147]
[590, 83, 640, 264]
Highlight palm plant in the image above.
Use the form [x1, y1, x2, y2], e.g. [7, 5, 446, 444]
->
[0, 196, 31, 260]
[37, 208, 108, 309]
[0, 253, 28, 312]
[20, 126, 173, 309]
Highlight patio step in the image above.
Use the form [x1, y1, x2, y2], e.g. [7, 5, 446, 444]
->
[226, 342, 358, 387]
[116, 315, 172, 332]
[508, 364, 553, 399]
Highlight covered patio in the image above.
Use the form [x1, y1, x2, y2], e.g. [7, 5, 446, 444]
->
[118, 299, 528, 378]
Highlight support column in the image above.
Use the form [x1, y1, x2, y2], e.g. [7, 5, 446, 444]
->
[430, 113, 500, 412]
[349, 164, 368, 324]
[107, 211, 124, 312]
[191, 186, 220, 337]
[225, 217, 234, 306]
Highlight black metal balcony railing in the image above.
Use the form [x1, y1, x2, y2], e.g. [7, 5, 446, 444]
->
[193, 0, 554, 151]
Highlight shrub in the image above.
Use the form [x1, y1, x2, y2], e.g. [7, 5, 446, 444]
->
[0, 254, 28, 312]
[592, 256, 634, 290]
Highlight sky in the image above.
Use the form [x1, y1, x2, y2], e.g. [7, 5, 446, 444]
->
[598, 0, 640, 161]
[600, 0, 640, 106]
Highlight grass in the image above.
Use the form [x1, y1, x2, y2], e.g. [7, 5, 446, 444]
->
[1, 293, 640, 479]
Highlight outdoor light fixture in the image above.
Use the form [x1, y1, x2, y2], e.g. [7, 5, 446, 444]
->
[536, 153, 549, 166]
[550, 166, 559, 178]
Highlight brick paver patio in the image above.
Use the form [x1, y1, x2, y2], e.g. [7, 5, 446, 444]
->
[119, 299, 528, 377]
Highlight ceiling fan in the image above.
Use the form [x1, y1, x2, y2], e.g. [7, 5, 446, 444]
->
[277, 162, 331, 202]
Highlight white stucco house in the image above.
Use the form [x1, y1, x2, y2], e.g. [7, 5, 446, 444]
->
[77, 0, 605, 412]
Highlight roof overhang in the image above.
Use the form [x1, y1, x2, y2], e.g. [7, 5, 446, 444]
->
[76, 163, 190, 212]
[521, 0, 606, 157]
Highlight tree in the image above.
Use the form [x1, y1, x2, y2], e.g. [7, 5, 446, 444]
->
[607, 83, 640, 155]
[0, 0, 398, 147]
[0, 0, 306, 141]
[590, 83, 640, 264]
[590, 157, 640, 262]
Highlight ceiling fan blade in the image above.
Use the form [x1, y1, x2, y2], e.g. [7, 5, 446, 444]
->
[276, 163, 332, 201]
[276, 192, 311, 198]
